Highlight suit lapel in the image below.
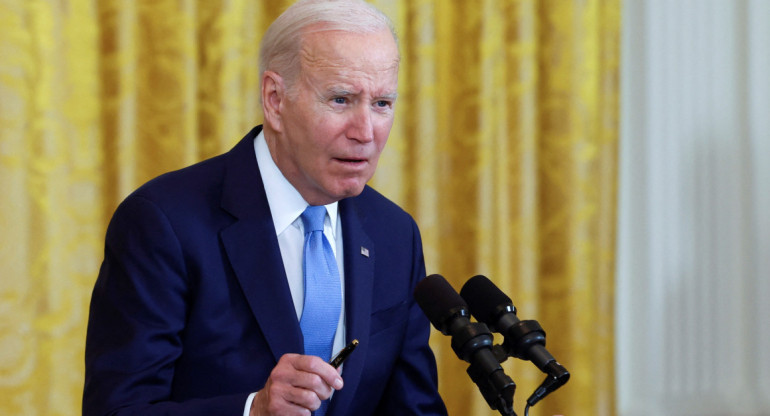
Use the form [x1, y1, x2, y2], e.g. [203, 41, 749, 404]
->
[219, 127, 303, 363]
[327, 196, 375, 415]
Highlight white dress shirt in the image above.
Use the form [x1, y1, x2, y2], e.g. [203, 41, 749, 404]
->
[243, 131, 347, 415]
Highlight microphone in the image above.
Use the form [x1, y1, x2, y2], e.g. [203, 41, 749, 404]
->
[414, 274, 517, 416]
[460, 275, 570, 407]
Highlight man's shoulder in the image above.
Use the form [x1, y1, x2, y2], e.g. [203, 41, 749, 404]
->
[127, 128, 260, 208]
[131, 152, 227, 205]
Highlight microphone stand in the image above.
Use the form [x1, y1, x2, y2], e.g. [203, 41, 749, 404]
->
[451, 321, 517, 416]
[500, 319, 571, 408]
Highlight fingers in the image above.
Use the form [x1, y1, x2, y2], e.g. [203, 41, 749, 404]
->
[251, 354, 344, 416]
[290, 354, 344, 392]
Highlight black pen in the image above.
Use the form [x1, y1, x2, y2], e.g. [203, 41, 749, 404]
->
[329, 339, 359, 368]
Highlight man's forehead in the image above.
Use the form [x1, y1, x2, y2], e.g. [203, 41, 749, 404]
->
[300, 50, 399, 90]
[300, 53, 399, 73]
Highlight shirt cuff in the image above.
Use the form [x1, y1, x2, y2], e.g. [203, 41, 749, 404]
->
[243, 392, 257, 416]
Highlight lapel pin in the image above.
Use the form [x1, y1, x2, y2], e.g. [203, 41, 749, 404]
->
[360, 247, 370, 257]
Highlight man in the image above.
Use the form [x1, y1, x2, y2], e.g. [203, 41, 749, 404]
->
[83, 0, 448, 415]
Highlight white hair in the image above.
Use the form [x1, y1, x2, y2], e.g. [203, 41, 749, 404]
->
[259, 0, 398, 92]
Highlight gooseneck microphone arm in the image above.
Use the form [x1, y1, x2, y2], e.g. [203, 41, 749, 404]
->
[414, 274, 517, 416]
[460, 275, 570, 408]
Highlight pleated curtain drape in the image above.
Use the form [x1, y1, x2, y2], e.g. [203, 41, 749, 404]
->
[0, 1, 620, 415]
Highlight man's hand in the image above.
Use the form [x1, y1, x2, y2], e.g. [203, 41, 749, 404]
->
[250, 353, 344, 416]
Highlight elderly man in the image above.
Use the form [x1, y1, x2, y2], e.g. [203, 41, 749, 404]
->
[83, 1, 448, 415]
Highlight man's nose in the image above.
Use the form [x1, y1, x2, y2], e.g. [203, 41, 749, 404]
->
[347, 104, 374, 143]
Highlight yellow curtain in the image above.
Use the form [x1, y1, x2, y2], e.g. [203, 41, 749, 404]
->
[0, 1, 619, 415]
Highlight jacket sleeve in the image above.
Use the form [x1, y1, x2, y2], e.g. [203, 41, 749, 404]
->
[83, 194, 249, 416]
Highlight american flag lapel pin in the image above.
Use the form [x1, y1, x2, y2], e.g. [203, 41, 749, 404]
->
[360, 246, 370, 257]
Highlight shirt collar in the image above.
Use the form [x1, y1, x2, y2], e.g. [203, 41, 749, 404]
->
[254, 130, 339, 236]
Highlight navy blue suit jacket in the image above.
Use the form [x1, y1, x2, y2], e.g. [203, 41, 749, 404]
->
[83, 126, 447, 415]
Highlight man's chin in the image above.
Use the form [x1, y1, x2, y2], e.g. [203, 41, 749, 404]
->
[337, 185, 366, 200]
[333, 181, 369, 200]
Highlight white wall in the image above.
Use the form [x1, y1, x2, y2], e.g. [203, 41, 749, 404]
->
[616, 0, 770, 415]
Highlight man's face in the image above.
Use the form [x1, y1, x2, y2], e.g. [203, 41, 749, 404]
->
[267, 28, 400, 206]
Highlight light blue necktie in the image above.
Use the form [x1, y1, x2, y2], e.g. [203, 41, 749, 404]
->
[300, 205, 341, 416]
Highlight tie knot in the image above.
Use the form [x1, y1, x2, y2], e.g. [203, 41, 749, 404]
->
[301, 205, 326, 233]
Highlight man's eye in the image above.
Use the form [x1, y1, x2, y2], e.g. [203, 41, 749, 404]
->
[375, 100, 390, 108]
[333, 97, 347, 104]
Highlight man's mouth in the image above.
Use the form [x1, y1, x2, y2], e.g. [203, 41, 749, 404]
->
[335, 158, 366, 164]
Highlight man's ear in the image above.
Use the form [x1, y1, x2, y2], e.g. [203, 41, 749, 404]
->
[262, 71, 285, 132]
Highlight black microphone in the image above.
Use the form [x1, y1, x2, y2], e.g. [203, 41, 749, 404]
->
[460, 275, 570, 407]
[414, 274, 517, 416]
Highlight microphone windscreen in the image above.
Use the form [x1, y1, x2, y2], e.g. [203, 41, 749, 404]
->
[413, 274, 468, 331]
[460, 275, 513, 324]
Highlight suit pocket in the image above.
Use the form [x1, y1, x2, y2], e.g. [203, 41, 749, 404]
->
[369, 300, 409, 336]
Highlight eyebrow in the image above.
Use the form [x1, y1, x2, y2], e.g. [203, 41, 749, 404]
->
[378, 92, 399, 101]
[327, 88, 354, 97]
[325, 88, 398, 101]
